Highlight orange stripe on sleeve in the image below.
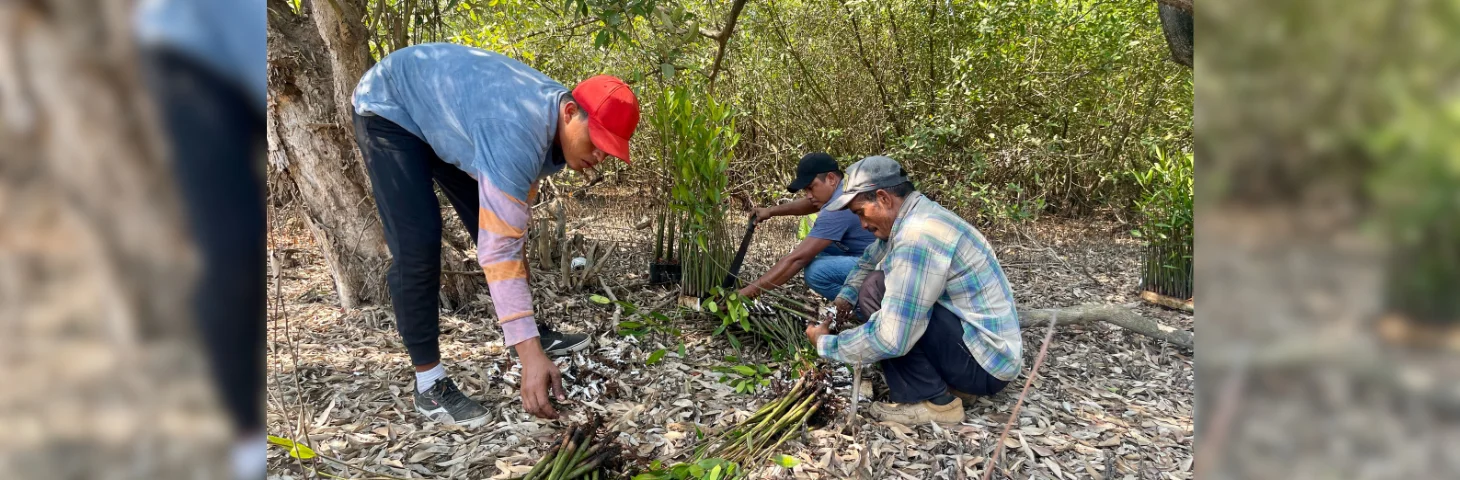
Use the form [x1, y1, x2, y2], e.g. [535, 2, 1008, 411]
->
[479, 207, 526, 238]
[481, 260, 528, 283]
[498, 311, 534, 324]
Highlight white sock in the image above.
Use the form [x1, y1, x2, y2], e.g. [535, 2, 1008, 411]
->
[233, 431, 265, 480]
[416, 364, 447, 393]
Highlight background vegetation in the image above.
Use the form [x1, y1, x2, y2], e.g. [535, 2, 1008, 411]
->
[359, 0, 1193, 222]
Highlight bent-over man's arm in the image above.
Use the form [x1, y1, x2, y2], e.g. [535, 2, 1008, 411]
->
[754, 197, 818, 221]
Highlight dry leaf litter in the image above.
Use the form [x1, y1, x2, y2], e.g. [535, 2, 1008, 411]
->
[267, 193, 1193, 479]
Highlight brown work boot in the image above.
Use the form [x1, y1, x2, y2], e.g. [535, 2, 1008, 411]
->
[949, 389, 979, 404]
[870, 397, 964, 425]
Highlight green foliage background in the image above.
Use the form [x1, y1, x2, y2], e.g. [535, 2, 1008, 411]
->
[1200, 0, 1460, 320]
[360, 0, 1193, 222]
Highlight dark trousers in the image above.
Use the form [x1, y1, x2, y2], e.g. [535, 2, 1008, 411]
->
[141, 48, 264, 433]
[858, 271, 1010, 403]
[352, 112, 484, 367]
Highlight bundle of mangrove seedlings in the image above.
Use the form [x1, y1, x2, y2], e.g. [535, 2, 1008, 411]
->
[515, 415, 631, 480]
[690, 368, 842, 468]
[649, 85, 739, 298]
[707, 287, 819, 357]
[745, 296, 818, 356]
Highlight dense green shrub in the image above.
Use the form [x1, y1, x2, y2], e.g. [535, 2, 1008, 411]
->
[1366, 93, 1460, 324]
[369, 0, 1192, 219]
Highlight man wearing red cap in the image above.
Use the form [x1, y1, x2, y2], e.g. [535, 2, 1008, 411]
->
[350, 43, 639, 425]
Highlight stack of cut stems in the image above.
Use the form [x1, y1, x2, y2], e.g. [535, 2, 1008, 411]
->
[515, 415, 620, 480]
[745, 294, 818, 354]
[691, 375, 822, 467]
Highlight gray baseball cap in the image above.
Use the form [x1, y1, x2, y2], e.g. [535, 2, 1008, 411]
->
[824, 155, 910, 211]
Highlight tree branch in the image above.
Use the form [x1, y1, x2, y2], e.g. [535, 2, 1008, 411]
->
[839, 0, 901, 137]
[705, 0, 750, 89]
[1018, 304, 1193, 349]
[764, 0, 832, 116]
[984, 313, 1060, 480]
[512, 16, 601, 44]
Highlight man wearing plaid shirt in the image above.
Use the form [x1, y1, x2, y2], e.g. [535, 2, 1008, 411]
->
[806, 155, 1023, 425]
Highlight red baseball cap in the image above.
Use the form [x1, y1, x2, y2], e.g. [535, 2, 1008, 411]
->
[571, 75, 640, 163]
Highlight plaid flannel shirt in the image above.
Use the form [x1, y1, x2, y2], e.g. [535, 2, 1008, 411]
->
[818, 192, 1023, 381]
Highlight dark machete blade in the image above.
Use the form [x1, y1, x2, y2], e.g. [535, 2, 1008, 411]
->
[721, 213, 758, 289]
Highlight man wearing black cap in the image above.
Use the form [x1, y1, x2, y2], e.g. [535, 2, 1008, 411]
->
[739, 153, 877, 301]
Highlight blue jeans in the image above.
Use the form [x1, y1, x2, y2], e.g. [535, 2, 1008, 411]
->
[804, 253, 859, 300]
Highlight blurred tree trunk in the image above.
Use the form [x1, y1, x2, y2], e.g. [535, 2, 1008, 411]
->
[0, 2, 224, 477]
[267, 0, 391, 308]
[0, 0, 194, 338]
[1158, 2, 1193, 68]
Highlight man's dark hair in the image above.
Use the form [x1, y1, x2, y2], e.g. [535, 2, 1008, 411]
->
[850, 181, 916, 207]
[562, 96, 587, 120]
[814, 170, 843, 183]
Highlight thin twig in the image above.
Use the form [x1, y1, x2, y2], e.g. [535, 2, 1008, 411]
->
[602, 283, 622, 327]
[312, 452, 412, 480]
[1194, 352, 1249, 480]
[1040, 243, 1103, 286]
[845, 363, 862, 434]
[268, 191, 315, 477]
[981, 312, 1059, 480]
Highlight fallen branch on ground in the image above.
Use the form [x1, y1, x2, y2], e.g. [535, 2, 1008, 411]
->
[1018, 304, 1193, 349]
[1203, 333, 1460, 414]
[1141, 290, 1194, 312]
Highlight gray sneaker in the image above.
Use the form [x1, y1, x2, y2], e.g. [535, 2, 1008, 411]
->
[510, 327, 591, 358]
[414, 377, 489, 428]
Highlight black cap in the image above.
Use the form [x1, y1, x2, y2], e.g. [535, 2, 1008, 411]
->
[786, 152, 839, 193]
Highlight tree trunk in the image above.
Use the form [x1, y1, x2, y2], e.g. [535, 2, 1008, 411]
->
[926, 0, 937, 115]
[0, 0, 194, 338]
[1157, 3, 1193, 68]
[267, 0, 390, 308]
[0, 2, 221, 477]
[883, 2, 912, 104]
[703, 0, 750, 90]
[839, 0, 902, 138]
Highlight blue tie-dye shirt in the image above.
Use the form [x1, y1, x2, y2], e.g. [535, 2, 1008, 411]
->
[352, 43, 568, 202]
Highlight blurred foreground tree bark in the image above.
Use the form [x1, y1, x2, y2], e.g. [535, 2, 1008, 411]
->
[0, 1, 228, 477]
[0, 0, 193, 339]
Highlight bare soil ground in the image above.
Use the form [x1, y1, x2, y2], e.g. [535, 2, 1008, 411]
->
[265, 191, 1194, 479]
